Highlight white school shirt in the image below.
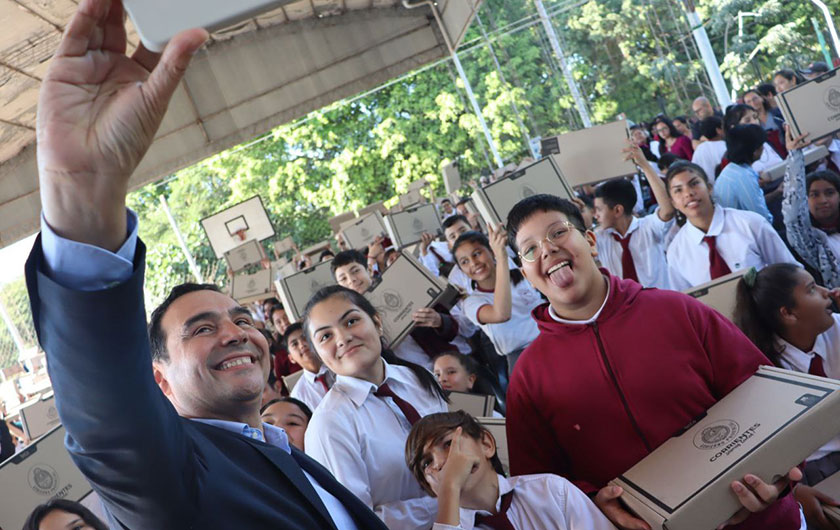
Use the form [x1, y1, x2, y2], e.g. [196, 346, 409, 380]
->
[752, 142, 784, 174]
[417, 247, 478, 351]
[776, 314, 840, 461]
[290, 365, 334, 412]
[304, 360, 447, 529]
[433, 473, 617, 530]
[419, 241, 454, 276]
[394, 335, 435, 371]
[463, 278, 542, 356]
[666, 205, 799, 291]
[595, 212, 674, 289]
[691, 140, 727, 183]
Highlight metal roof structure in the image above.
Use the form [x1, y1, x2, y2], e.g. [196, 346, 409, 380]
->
[0, 0, 481, 249]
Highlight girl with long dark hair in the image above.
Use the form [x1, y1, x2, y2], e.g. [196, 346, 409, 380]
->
[302, 285, 448, 529]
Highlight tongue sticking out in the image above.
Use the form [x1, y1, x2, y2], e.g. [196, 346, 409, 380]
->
[549, 264, 574, 288]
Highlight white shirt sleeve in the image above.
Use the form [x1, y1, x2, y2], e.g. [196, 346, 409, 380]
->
[419, 250, 442, 276]
[549, 476, 618, 530]
[462, 293, 490, 325]
[751, 215, 799, 267]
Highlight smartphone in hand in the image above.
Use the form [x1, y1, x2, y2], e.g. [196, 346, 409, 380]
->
[124, 0, 287, 52]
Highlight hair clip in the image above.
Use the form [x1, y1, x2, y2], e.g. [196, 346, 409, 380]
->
[744, 267, 758, 288]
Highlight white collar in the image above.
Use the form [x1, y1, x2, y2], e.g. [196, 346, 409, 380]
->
[603, 216, 641, 239]
[334, 359, 412, 408]
[775, 334, 828, 373]
[302, 364, 330, 383]
[548, 276, 611, 325]
[685, 204, 724, 245]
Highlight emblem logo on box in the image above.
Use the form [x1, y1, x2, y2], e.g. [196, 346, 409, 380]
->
[825, 87, 840, 112]
[29, 464, 59, 496]
[693, 419, 740, 450]
[383, 290, 402, 310]
[520, 185, 537, 199]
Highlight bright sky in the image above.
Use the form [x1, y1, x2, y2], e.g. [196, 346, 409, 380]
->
[0, 234, 36, 286]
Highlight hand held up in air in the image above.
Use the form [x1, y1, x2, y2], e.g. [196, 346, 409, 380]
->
[38, 0, 208, 251]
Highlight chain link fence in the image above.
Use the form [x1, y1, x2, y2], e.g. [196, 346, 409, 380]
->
[0, 278, 39, 371]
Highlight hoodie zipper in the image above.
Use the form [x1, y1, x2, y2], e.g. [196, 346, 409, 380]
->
[591, 322, 652, 452]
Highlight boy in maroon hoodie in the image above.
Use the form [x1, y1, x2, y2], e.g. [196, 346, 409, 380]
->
[504, 194, 803, 530]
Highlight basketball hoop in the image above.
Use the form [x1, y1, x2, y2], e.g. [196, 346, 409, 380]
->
[234, 228, 248, 241]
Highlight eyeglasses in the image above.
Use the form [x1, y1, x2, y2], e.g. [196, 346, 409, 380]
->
[518, 221, 578, 263]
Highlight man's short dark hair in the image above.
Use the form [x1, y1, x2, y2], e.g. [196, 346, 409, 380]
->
[330, 249, 367, 277]
[756, 82, 776, 98]
[594, 179, 637, 216]
[282, 322, 304, 346]
[506, 194, 586, 252]
[319, 249, 335, 261]
[148, 283, 222, 363]
[725, 124, 767, 165]
[700, 116, 723, 140]
[442, 214, 469, 230]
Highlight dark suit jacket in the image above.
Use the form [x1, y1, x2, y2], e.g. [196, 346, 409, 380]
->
[25, 238, 388, 530]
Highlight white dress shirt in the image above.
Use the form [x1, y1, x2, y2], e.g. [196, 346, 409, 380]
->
[432, 473, 617, 530]
[305, 360, 447, 529]
[666, 205, 799, 291]
[394, 334, 436, 371]
[595, 213, 674, 289]
[776, 314, 840, 461]
[419, 241, 455, 276]
[463, 278, 542, 356]
[691, 140, 727, 183]
[290, 365, 334, 412]
[752, 142, 784, 174]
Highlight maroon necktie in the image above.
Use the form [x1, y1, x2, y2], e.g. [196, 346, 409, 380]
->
[374, 382, 421, 426]
[611, 233, 639, 282]
[703, 236, 731, 279]
[809, 355, 828, 377]
[314, 373, 331, 392]
[474, 491, 515, 530]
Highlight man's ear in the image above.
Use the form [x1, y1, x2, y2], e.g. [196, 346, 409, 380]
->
[153, 362, 172, 397]
[585, 229, 598, 257]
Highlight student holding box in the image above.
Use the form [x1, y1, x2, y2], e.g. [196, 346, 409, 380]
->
[452, 226, 542, 374]
[330, 250, 462, 370]
[404, 411, 616, 530]
[665, 161, 798, 290]
[733, 263, 840, 528]
[503, 194, 803, 529]
[303, 286, 448, 529]
[593, 144, 675, 289]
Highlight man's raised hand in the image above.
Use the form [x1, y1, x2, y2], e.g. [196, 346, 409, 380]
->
[37, 0, 208, 251]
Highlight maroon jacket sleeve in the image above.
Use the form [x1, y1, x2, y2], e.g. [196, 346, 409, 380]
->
[673, 135, 694, 160]
[505, 348, 600, 495]
[690, 300, 771, 398]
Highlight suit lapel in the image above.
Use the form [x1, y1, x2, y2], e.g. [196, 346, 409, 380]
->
[291, 449, 388, 530]
[247, 440, 338, 530]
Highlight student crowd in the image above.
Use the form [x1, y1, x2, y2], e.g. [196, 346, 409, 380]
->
[9, 1, 840, 529]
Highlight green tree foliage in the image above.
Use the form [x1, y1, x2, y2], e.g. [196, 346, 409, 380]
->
[126, 0, 837, 309]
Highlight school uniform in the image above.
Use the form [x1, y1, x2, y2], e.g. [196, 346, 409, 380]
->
[667, 205, 799, 291]
[419, 241, 454, 277]
[305, 360, 447, 529]
[462, 278, 542, 371]
[691, 139, 727, 182]
[506, 272, 804, 529]
[595, 212, 674, 289]
[290, 365, 335, 412]
[433, 473, 616, 530]
[776, 314, 840, 484]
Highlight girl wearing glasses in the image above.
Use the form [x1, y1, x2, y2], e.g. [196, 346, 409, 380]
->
[452, 225, 542, 375]
[783, 127, 840, 288]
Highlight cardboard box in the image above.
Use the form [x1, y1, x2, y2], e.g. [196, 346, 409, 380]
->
[273, 236, 296, 257]
[778, 67, 840, 141]
[682, 270, 746, 322]
[340, 211, 387, 249]
[231, 268, 274, 305]
[814, 470, 840, 527]
[274, 259, 336, 322]
[764, 144, 830, 182]
[224, 239, 263, 273]
[384, 203, 443, 249]
[471, 156, 574, 227]
[365, 253, 459, 348]
[329, 211, 357, 235]
[548, 120, 637, 187]
[20, 391, 60, 441]
[398, 189, 424, 209]
[610, 366, 840, 530]
[477, 417, 509, 475]
[283, 370, 305, 392]
[0, 425, 93, 530]
[443, 162, 461, 194]
[448, 391, 496, 418]
[301, 240, 333, 260]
